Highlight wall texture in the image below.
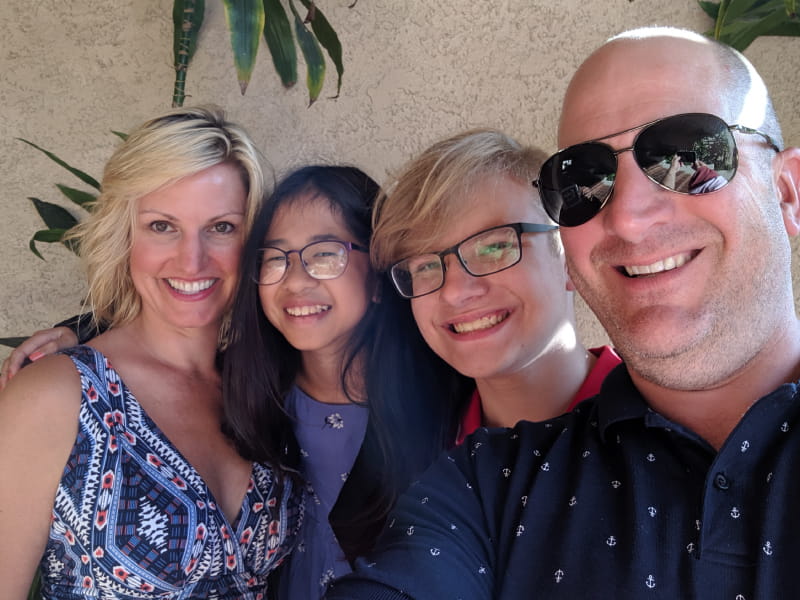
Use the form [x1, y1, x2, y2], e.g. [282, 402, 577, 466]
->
[2, 0, 799, 360]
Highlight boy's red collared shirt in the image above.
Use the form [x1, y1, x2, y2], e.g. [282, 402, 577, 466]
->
[455, 345, 622, 445]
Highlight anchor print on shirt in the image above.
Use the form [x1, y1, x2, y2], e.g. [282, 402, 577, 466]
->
[645, 575, 656, 589]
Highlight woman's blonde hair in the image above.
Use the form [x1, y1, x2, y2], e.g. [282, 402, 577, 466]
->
[371, 128, 550, 271]
[67, 105, 267, 330]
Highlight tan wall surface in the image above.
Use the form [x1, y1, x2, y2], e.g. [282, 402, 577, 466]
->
[2, 0, 799, 360]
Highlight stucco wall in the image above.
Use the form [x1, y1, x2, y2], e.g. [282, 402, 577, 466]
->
[1, 0, 799, 360]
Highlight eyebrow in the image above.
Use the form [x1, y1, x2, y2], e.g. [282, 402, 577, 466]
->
[263, 233, 349, 246]
[138, 209, 245, 220]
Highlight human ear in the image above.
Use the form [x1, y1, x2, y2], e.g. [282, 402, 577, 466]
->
[775, 148, 800, 236]
[565, 262, 577, 292]
[371, 276, 383, 304]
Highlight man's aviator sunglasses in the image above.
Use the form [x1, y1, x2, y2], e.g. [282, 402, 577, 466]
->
[390, 222, 558, 299]
[533, 112, 782, 227]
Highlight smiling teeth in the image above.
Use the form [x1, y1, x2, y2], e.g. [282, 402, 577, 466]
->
[452, 313, 507, 334]
[624, 252, 692, 277]
[286, 305, 331, 316]
[167, 279, 215, 294]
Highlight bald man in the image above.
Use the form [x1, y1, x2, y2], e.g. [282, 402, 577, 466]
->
[326, 27, 800, 600]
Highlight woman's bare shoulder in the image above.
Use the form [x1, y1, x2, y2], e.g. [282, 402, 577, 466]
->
[0, 353, 82, 425]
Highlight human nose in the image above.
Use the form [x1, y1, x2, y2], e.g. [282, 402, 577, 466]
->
[176, 231, 208, 272]
[436, 254, 488, 306]
[601, 152, 675, 242]
[282, 251, 316, 290]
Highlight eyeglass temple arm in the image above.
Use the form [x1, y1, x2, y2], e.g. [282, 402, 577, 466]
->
[730, 125, 782, 153]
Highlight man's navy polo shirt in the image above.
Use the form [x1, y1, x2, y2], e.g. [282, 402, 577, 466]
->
[327, 365, 800, 599]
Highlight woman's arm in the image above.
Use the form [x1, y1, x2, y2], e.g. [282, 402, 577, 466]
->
[0, 355, 81, 597]
[0, 312, 105, 390]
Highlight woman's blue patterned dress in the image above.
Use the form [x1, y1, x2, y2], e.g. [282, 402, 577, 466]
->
[39, 345, 302, 599]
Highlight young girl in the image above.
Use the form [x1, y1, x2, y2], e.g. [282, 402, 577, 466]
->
[222, 165, 469, 599]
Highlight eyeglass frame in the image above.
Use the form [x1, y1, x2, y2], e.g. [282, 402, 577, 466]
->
[389, 222, 559, 299]
[532, 112, 782, 227]
[253, 239, 369, 285]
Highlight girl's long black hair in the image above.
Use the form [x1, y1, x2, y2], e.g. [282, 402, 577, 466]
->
[222, 165, 470, 561]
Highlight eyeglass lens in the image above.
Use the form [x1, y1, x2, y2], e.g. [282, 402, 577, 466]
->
[391, 225, 523, 298]
[538, 113, 740, 227]
[257, 241, 350, 284]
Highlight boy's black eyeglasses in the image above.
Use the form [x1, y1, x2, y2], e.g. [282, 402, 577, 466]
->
[254, 240, 368, 285]
[389, 222, 558, 299]
[533, 112, 782, 227]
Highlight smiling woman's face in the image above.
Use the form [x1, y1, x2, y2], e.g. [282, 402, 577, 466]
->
[129, 161, 246, 334]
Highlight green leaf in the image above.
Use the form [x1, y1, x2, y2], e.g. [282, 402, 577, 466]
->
[56, 184, 96, 209]
[703, 0, 799, 49]
[698, 0, 721, 19]
[111, 130, 128, 141]
[263, 0, 298, 87]
[172, 0, 206, 106]
[29, 228, 74, 259]
[719, 0, 768, 24]
[0, 337, 27, 348]
[173, 0, 205, 66]
[289, 0, 325, 105]
[17, 138, 100, 190]
[223, 0, 266, 94]
[299, 0, 344, 97]
[714, 0, 798, 49]
[29, 197, 80, 231]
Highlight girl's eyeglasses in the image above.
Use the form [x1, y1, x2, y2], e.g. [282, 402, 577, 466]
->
[254, 240, 368, 285]
[533, 112, 781, 227]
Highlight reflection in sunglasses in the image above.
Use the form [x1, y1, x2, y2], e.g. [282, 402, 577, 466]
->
[534, 112, 780, 227]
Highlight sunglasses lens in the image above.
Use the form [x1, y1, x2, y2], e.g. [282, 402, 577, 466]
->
[538, 143, 616, 227]
[634, 113, 737, 195]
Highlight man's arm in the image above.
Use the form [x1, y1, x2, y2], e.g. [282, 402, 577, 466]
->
[326, 436, 499, 600]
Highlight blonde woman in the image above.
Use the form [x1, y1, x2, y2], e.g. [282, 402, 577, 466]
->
[0, 106, 302, 599]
